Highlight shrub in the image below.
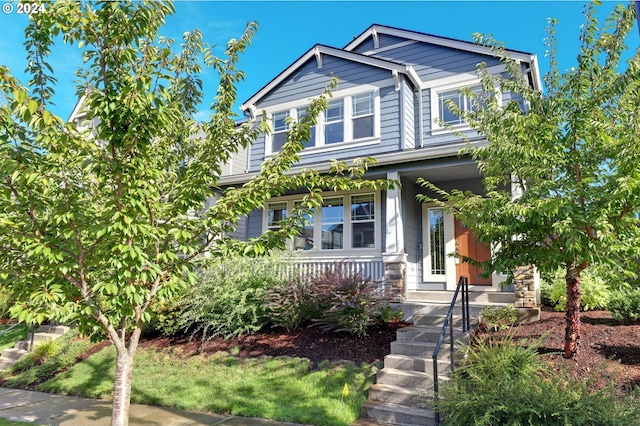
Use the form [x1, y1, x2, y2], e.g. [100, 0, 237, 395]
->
[542, 267, 611, 311]
[480, 305, 518, 332]
[310, 268, 382, 337]
[30, 339, 61, 365]
[439, 338, 640, 425]
[376, 304, 404, 323]
[176, 253, 287, 340]
[608, 287, 640, 324]
[265, 277, 322, 331]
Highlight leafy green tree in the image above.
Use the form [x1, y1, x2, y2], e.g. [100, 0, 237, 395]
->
[419, 2, 640, 359]
[0, 2, 391, 425]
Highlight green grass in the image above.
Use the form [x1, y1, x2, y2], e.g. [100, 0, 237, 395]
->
[37, 345, 375, 426]
[0, 419, 41, 426]
[1, 329, 93, 388]
[0, 324, 28, 351]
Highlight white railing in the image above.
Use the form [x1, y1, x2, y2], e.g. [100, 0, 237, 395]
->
[281, 256, 387, 293]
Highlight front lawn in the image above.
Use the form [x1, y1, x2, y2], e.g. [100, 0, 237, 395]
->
[35, 344, 375, 426]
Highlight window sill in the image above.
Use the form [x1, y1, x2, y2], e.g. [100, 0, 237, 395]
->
[430, 124, 473, 136]
[265, 137, 381, 158]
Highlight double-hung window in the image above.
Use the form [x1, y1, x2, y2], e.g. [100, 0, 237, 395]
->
[352, 92, 374, 139]
[436, 85, 483, 127]
[324, 101, 344, 145]
[267, 202, 287, 231]
[321, 197, 344, 249]
[271, 111, 289, 152]
[350, 193, 375, 248]
[297, 107, 316, 148]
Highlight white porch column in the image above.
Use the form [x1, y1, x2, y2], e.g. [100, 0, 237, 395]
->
[384, 172, 404, 254]
[382, 171, 407, 302]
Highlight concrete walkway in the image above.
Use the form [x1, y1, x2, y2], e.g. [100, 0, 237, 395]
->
[0, 388, 307, 425]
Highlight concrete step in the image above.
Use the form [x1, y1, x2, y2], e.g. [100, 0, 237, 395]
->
[25, 332, 57, 344]
[408, 290, 514, 305]
[0, 357, 18, 370]
[1, 348, 28, 360]
[395, 325, 458, 343]
[38, 325, 70, 335]
[376, 368, 450, 390]
[413, 313, 465, 327]
[360, 400, 436, 426]
[390, 340, 451, 358]
[383, 354, 454, 374]
[367, 383, 432, 407]
[412, 303, 483, 318]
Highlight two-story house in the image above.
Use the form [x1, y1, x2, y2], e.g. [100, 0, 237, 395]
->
[216, 24, 542, 304]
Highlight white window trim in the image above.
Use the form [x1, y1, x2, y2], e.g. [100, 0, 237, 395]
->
[426, 65, 505, 135]
[263, 84, 387, 156]
[261, 190, 382, 254]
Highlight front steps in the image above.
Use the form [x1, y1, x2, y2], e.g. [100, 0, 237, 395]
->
[407, 290, 514, 305]
[0, 325, 70, 371]
[359, 304, 479, 426]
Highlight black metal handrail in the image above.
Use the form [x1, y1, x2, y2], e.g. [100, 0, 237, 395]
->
[432, 276, 470, 425]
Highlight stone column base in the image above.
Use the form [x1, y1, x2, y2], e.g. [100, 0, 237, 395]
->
[513, 265, 538, 308]
[382, 253, 407, 303]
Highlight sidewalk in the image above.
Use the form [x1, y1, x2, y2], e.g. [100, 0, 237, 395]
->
[0, 387, 306, 425]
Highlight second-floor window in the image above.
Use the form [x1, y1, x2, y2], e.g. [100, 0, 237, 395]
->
[438, 85, 482, 126]
[266, 90, 378, 154]
[271, 111, 289, 152]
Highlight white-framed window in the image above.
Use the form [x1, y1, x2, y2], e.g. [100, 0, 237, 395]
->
[321, 196, 344, 249]
[262, 191, 380, 252]
[264, 88, 380, 155]
[351, 193, 375, 248]
[267, 202, 288, 231]
[297, 107, 315, 148]
[437, 85, 483, 126]
[294, 200, 314, 250]
[271, 111, 289, 152]
[352, 92, 375, 140]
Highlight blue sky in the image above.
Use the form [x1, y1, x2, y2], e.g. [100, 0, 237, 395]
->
[1, 1, 638, 121]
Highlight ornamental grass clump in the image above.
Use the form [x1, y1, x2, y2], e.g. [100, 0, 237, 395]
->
[439, 337, 640, 425]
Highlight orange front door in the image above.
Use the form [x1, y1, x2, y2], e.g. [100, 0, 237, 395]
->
[454, 218, 492, 285]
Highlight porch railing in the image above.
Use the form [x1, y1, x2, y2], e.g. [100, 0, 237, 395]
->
[432, 276, 470, 425]
[279, 256, 386, 291]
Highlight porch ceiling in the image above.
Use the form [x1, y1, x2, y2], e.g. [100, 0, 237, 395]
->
[367, 156, 482, 185]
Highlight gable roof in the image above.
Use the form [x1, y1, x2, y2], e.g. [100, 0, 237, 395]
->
[239, 43, 421, 114]
[240, 24, 540, 115]
[345, 24, 535, 62]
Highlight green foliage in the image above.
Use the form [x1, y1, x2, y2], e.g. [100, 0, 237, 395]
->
[177, 254, 286, 339]
[417, 2, 640, 356]
[608, 287, 640, 324]
[0, 1, 395, 422]
[0, 289, 15, 319]
[0, 324, 28, 351]
[4, 329, 94, 388]
[543, 267, 612, 311]
[30, 339, 61, 365]
[440, 338, 640, 425]
[480, 305, 518, 331]
[376, 304, 404, 323]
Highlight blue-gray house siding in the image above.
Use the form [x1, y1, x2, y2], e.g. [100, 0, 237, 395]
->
[226, 24, 540, 297]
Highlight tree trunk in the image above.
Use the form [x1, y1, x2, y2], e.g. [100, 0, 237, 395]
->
[563, 267, 582, 358]
[111, 347, 134, 426]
